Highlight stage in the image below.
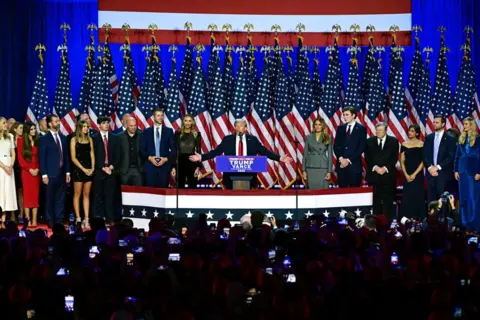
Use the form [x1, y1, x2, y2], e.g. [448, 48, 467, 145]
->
[121, 186, 374, 230]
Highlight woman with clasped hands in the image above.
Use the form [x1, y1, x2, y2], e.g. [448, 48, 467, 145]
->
[302, 118, 332, 189]
[454, 117, 480, 231]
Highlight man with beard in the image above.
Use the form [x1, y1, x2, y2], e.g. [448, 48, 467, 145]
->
[39, 114, 71, 228]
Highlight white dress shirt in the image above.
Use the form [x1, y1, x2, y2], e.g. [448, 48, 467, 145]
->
[236, 134, 247, 156]
[433, 130, 444, 170]
[372, 136, 388, 173]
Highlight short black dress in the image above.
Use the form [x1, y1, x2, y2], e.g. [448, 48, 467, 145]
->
[72, 141, 93, 182]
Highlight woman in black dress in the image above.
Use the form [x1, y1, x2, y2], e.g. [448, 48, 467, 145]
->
[9, 122, 23, 221]
[400, 124, 425, 219]
[174, 115, 202, 189]
[70, 120, 95, 228]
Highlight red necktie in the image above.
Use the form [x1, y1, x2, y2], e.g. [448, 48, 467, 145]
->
[103, 135, 109, 164]
[238, 136, 244, 156]
[54, 133, 63, 168]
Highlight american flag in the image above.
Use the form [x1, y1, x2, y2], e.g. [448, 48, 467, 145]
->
[223, 38, 235, 114]
[453, 35, 480, 129]
[292, 37, 315, 174]
[179, 38, 194, 117]
[188, 56, 215, 180]
[150, 37, 168, 126]
[415, 51, 434, 135]
[246, 37, 258, 107]
[103, 39, 120, 130]
[431, 34, 457, 130]
[89, 56, 104, 126]
[387, 48, 408, 143]
[53, 41, 77, 135]
[249, 57, 277, 188]
[210, 52, 233, 185]
[77, 35, 96, 114]
[274, 55, 296, 189]
[26, 59, 50, 125]
[206, 33, 217, 93]
[229, 60, 249, 125]
[134, 49, 157, 131]
[363, 38, 386, 137]
[320, 36, 344, 139]
[405, 36, 426, 138]
[344, 38, 364, 125]
[311, 56, 323, 115]
[163, 58, 182, 131]
[117, 47, 137, 121]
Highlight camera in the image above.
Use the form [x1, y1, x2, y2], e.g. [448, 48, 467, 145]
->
[440, 191, 451, 203]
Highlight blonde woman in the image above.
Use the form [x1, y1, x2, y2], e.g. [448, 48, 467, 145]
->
[454, 117, 480, 231]
[0, 117, 18, 226]
[302, 118, 333, 189]
[70, 120, 94, 228]
[174, 114, 202, 188]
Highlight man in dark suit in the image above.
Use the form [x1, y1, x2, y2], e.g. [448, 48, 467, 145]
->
[333, 106, 367, 188]
[38, 114, 71, 228]
[117, 117, 144, 186]
[189, 119, 292, 189]
[423, 115, 456, 203]
[139, 109, 176, 188]
[364, 123, 399, 219]
[92, 116, 118, 223]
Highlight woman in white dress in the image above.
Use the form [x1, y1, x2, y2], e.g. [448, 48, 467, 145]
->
[0, 117, 17, 227]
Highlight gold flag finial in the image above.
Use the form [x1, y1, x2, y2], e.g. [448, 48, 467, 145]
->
[208, 24, 218, 32]
[120, 43, 131, 59]
[168, 45, 178, 58]
[350, 24, 360, 36]
[194, 43, 205, 57]
[412, 25, 422, 37]
[464, 25, 474, 39]
[222, 23, 232, 39]
[389, 25, 400, 34]
[438, 25, 447, 34]
[271, 24, 281, 36]
[184, 21, 193, 37]
[332, 24, 342, 37]
[244, 23, 254, 34]
[122, 23, 131, 41]
[87, 23, 97, 35]
[260, 46, 271, 59]
[35, 44, 46, 63]
[60, 23, 71, 44]
[296, 23, 306, 34]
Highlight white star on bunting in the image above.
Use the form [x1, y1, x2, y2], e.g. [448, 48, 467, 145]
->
[186, 211, 194, 218]
[226, 211, 234, 220]
[129, 208, 135, 216]
[285, 211, 293, 220]
[206, 211, 214, 219]
[141, 209, 147, 217]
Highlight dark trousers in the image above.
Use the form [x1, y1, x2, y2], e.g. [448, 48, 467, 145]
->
[427, 175, 449, 204]
[337, 165, 362, 188]
[94, 172, 116, 221]
[45, 176, 66, 225]
[177, 156, 198, 189]
[372, 182, 396, 219]
[121, 168, 143, 186]
[145, 166, 169, 188]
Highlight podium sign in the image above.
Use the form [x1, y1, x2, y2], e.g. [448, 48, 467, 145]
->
[216, 156, 267, 173]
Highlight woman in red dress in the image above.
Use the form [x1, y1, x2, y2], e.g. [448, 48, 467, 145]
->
[17, 122, 40, 227]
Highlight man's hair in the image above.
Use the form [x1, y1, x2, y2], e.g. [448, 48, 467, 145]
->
[46, 114, 59, 127]
[434, 114, 446, 125]
[152, 108, 164, 116]
[76, 112, 88, 122]
[375, 122, 387, 130]
[428, 200, 440, 215]
[121, 218, 134, 229]
[364, 214, 376, 230]
[234, 118, 247, 127]
[97, 116, 111, 125]
[342, 106, 357, 117]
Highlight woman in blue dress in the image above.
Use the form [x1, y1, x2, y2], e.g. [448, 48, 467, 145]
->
[454, 117, 480, 231]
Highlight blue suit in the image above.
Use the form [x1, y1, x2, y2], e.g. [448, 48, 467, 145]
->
[139, 125, 176, 188]
[454, 135, 480, 230]
[39, 131, 70, 225]
[333, 122, 366, 187]
[423, 131, 456, 203]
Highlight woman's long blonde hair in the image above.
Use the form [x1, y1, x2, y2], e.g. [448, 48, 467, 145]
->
[459, 117, 477, 147]
[311, 117, 330, 145]
[0, 117, 8, 140]
[180, 114, 198, 138]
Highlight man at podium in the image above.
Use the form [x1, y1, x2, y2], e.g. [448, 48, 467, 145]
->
[189, 119, 291, 189]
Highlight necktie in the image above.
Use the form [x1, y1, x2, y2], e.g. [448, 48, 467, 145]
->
[103, 135, 109, 164]
[433, 133, 440, 165]
[378, 138, 383, 150]
[155, 127, 160, 157]
[346, 125, 351, 136]
[238, 135, 244, 156]
[54, 133, 63, 167]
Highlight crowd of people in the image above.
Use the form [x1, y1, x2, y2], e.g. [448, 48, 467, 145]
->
[0, 105, 478, 232]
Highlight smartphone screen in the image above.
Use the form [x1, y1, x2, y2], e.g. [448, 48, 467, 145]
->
[168, 238, 181, 245]
[468, 237, 478, 244]
[19, 230, 26, 238]
[268, 249, 275, 260]
[223, 228, 230, 235]
[168, 253, 181, 261]
[283, 256, 291, 267]
[132, 246, 144, 253]
[118, 239, 126, 247]
[390, 253, 399, 265]
[65, 295, 74, 312]
[265, 267, 273, 275]
[181, 227, 187, 236]
[126, 253, 134, 266]
[286, 274, 296, 283]
[56, 268, 68, 276]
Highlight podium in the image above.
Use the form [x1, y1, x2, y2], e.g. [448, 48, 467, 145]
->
[216, 156, 268, 190]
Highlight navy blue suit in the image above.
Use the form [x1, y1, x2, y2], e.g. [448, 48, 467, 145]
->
[39, 131, 71, 226]
[139, 125, 176, 188]
[201, 133, 280, 189]
[454, 135, 480, 230]
[333, 122, 367, 187]
[423, 131, 456, 203]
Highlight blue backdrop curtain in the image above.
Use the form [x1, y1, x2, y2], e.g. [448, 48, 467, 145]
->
[1, 0, 480, 120]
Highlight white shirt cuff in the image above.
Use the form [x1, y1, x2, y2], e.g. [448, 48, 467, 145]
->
[372, 165, 378, 172]
[436, 165, 442, 171]
[42, 174, 47, 179]
[66, 173, 70, 176]
[383, 167, 389, 173]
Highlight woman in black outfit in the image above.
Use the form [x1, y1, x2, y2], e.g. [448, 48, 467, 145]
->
[175, 115, 202, 189]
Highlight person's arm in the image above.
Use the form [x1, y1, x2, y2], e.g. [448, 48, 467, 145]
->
[9, 135, 16, 166]
[17, 138, 32, 170]
[438, 136, 456, 170]
[302, 136, 309, 170]
[195, 133, 203, 168]
[412, 147, 424, 177]
[400, 146, 408, 178]
[385, 139, 399, 172]
[351, 125, 367, 160]
[423, 136, 432, 168]
[327, 136, 333, 171]
[454, 141, 461, 173]
[89, 137, 95, 171]
[39, 136, 48, 178]
[254, 136, 280, 161]
[333, 128, 344, 160]
[200, 138, 227, 162]
[70, 137, 85, 171]
[364, 139, 375, 172]
[139, 130, 148, 160]
[168, 129, 176, 164]
[63, 136, 70, 175]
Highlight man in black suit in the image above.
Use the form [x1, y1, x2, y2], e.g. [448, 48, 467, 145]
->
[333, 106, 367, 188]
[117, 117, 144, 186]
[364, 123, 399, 219]
[189, 119, 292, 189]
[92, 116, 118, 223]
[423, 115, 456, 203]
